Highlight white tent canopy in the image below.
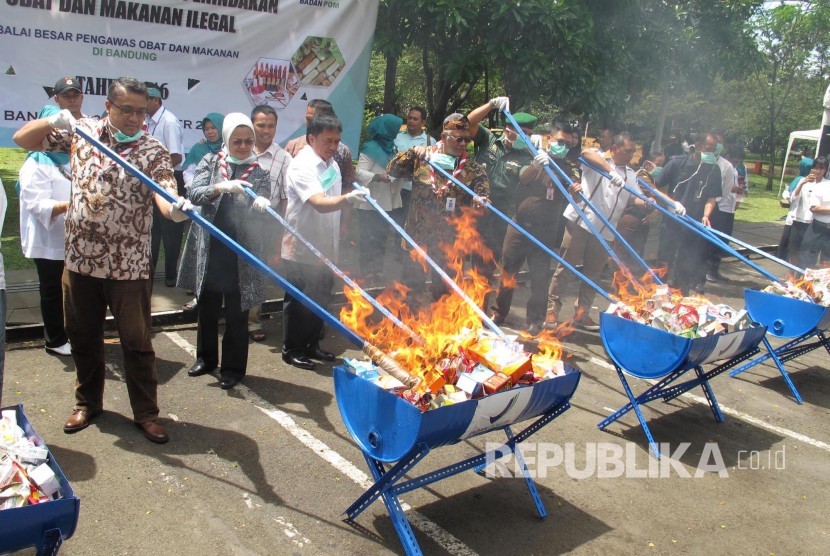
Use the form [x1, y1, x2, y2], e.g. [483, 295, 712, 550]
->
[779, 128, 821, 196]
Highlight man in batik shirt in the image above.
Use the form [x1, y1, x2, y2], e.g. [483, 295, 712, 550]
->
[387, 114, 489, 301]
[13, 77, 191, 444]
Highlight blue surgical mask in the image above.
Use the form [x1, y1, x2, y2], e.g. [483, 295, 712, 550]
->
[650, 166, 663, 180]
[715, 142, 724, 156]
[700, 152, 717, 165]
[431, 153, 456, 171]
[549, 142, 569, 159]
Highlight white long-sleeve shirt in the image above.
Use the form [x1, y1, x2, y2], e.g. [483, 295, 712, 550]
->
[18, 156, 71, 260]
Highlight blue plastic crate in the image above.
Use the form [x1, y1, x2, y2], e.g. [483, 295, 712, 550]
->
[0, 404, 80, 554]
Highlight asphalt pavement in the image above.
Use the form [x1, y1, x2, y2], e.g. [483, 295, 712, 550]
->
[3, 218, 830, 555]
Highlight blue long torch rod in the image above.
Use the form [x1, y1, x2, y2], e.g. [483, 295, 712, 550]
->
[579, 156, 783, 284]
[502, 109, 662, 285]
[351, 182, 506, 337]
[240, 186, 424, 345]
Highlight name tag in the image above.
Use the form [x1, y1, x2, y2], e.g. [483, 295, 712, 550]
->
[445, 197, 456, 212]
[546, 187, 556, 201]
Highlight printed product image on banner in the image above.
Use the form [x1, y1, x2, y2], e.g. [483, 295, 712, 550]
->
[244, 57, 300, 109]
[290, 36, 345, 88]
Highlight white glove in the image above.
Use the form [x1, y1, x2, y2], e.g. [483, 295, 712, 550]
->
[489, 96, 510, 112]
[47, 109, 76, 132]
[215, 180, 249, 194]
[170, 197, 193, 223]
[345, 190, 367, 202]
[532, 151, 551, 169]
[529, 134, 543, 149]
[674, 201, 687, 216]
[608, 170, 625, 188]
[252, 196, 270, 212]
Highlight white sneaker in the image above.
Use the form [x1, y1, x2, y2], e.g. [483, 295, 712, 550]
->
[46, 342, 72, 356]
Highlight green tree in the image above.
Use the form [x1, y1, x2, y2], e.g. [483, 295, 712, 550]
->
[746, 0, 830, 189]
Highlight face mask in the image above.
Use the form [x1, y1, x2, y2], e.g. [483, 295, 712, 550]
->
[109, 121, 144, 144]
[319, 165, 339, 192]
[715, 142, 724, 156]
[510, 137, 526, 150]
[549, 142, 569, 159]
[650, 166, 663, 180]
[431, 153, 456, 171]
[700, 152, 717, 165]
[228, 154, 257, 165]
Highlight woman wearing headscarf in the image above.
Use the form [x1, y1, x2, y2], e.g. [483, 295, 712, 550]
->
[353, 113, 403, 282]
[183, 113, 271, 389]
[779, 154, 816, 261]
[178, 113, 224, 310]
[18, 105, 73, 356]
[182, 113, 224, 187]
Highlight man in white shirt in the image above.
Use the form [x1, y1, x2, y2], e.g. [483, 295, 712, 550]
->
[248, 104, 292, 342]
[545, 132, 657, 331]
[145, 83, 185, 287]
[281, 114, 365, 370]
[706, 131, 739, 282]
[392, 106, 435, 225]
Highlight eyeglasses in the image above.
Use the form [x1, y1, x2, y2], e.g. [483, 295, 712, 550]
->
[447, 135, 473, 144]
[231, 138, 255, 147]
[110, 102, 148, 118]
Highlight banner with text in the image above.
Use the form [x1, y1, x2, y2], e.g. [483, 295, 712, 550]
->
[0, 0, 379, 154]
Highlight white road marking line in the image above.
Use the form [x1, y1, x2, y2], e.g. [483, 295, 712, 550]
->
[586, 355, 830, 452]
[274, 516, 311, 548]
[164, 331, 478, 556]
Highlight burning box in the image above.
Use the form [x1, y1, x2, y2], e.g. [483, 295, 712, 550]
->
[456, 365, 494, 398]
[483, 372, 512, 395]
[466, 336, 533, 383]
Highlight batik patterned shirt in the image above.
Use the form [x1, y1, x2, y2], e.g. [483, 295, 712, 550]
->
[387, 146, 489, 250]
[43, 118, 177, 280]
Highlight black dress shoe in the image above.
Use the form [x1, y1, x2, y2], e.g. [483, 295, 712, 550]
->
[305, 346, 336, 362]
[188, 359, 217, 377]
[282, 352, 316, 370]
[165, 277, 176, 287]
[219, 372, 243, 390]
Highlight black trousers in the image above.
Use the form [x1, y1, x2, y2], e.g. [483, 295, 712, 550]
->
[196, 287, 249, 377]
[778, 224, 793, 261]
[658, 217, 709, 294]
[151, 171, 186, 280]
[493, 221, 558, 326]
[282, 260, 333, 354]
[708, 207, 735, 274]
[801, 219, 830, 267]
[786, 221, 811, 267]
[34, 258, 67, 348]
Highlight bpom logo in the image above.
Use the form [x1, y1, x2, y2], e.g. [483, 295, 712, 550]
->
[481, 442, 761, 479]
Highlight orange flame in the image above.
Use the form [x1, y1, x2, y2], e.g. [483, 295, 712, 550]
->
[611, 268, 717, 319]
[339, 206, 569, 389]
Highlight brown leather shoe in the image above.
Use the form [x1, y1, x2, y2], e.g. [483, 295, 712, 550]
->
[136, 420, 169, 444]
[63, 408, 102, 433]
